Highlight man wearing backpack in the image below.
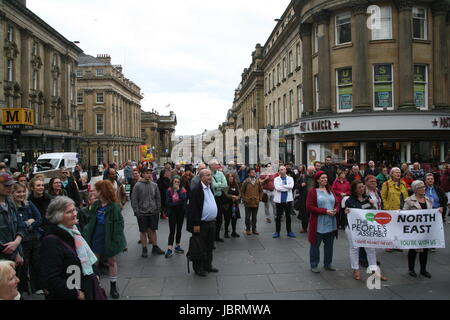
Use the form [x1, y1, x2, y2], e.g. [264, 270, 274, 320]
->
[186, 169, 218, 277]
[241, 168, 263, 235]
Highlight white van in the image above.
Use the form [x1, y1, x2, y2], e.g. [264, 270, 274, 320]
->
[33, 153, 79, 183]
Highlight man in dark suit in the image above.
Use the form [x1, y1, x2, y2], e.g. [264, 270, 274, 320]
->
[186, 169, 219, 277]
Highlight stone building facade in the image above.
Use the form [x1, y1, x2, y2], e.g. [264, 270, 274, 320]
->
[141, 110, 177, 164]
[0, 0, 83, 166]
[76, 54, 143, 172]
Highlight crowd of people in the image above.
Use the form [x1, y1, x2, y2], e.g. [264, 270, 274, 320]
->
[0, 157, 449, 300]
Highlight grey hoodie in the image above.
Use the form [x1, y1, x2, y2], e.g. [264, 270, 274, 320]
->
[131, 179, 161, 216]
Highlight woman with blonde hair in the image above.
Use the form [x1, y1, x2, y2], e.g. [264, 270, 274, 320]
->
[0, 260, 20, 300]
[83, 180, 126, 299]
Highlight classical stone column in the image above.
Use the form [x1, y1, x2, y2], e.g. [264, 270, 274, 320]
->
[432, 0, 449, 109]
[351, 1, 371, 111]
[20, 28, 31, 108]
[300, 23, 313, 116]
[395, 0, 415, 110]
[60, 55, 68, 128]
[313, 10, 332, 113]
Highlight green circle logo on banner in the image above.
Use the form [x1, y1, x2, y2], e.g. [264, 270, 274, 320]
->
[366, 213, 375, 222]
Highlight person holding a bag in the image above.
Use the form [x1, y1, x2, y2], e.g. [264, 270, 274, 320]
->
[165, 176, 188, 258]
[223, 173, 241, 238]
[40, 196, 102, 300]
[83, 180, 126, 299]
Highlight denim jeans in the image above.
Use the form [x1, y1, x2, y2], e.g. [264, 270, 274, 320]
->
[310, 231, 335, 268]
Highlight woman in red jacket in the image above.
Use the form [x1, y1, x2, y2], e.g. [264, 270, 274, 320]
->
[307, 171, 340, 273]
[331, 169, 350, 230]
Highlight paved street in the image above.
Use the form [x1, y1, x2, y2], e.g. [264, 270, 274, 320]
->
[27, 201, 450, 300]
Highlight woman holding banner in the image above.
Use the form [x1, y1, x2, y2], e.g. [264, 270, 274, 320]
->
[344, 180, 387, 281]
[403, 180, 443, 278]
[306, 171, 339, 273]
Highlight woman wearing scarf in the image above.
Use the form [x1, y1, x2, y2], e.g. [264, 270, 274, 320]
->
[83, 180, 126, 299]
[40, 196, 98, 300]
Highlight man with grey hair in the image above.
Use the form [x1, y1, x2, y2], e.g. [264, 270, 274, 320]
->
[209, 160, 228, 242]
[190, 163, 207, 190]
[186, 169, 218, 276]
[364, 160, 379, 178]
[347, 165, 362, 184]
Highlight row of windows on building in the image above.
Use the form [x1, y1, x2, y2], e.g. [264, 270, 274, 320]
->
[76, 69, 105, 77]
[265, 62, 429, 127]
[265, 43, 301, 95]
[76, 92, 104, 104]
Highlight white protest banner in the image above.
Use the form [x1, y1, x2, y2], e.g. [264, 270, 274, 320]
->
[348, 209, 445, 249]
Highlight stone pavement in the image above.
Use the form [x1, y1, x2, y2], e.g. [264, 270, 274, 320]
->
[28, 201, 450, 300]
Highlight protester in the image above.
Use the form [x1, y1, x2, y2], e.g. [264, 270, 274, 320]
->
[223, 161, 239, 183]
[241, 168, 263, 236]
[273, 166, 295, 238]
[40, 196, 98, 300]
[15, 174, 29, 199]
[83, 181, 126, 299]
[129, 169, 142, 201]
[381, 167, 409, 253]
[440, 163, 450, 223]
[210, 160, 228, 242]
[47, 177, 68, 198]
[347, 165, 362, 184]
[190, 163, 207, 190]
[165, 176, 187, 258]
[106, 168, 126, 209]
[314, 161, 322, 172]
[259, 164, 278, 223]
[376, 167, 389, 188]
[124, 160, 134, 185]
[403, 180, 442, 278]
[0, 260, 20, 300]
[28, 178, 52, 232]
[59, 168, 81, 207]
[238, 165, 248, 184]
[296, 166, 316, 233]
[157, 169, 171, 220]
[223, 173, 241, 238]
[11, 183, 43, 295]
[344, 180, 387, 281]
[321, 156, 337, 185]
[364, 161, 379, 178]
[402, 171, 414, 194]
[331, 169, 350, 230]
[181, 169, 194, 200]
[424, 173, 448, 223]
[306, 171, 339, 273]
[0, 173, 25, 268]
[131, 168, 164, 257]
[74, 164, 89, 206]
[171, 162, 184, 178]
[186, 169, 219, 277]
[77, 192, 98, 231]
[400, 163, 410, 175]
[411, 162, 425, 181]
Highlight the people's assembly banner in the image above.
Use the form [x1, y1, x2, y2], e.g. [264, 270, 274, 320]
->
[348, 209, 445, 249]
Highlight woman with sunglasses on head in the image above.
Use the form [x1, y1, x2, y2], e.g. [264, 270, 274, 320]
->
[165, 176, 187, 258]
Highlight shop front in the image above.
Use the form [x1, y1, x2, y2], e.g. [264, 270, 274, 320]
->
[279, 125, 297, 164]
[297, 112, 450, 166]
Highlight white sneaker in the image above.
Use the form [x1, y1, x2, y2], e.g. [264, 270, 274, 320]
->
[35, 290, 44, 295]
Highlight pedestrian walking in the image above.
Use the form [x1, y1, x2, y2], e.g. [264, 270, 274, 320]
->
[307, 171, 339, 273]
[273, 166, 296, 238]
[165, 176, 187, 258]
[241, 168, 263, 236]
[131, 168, 164, 257]
[83, 181, 126, 299]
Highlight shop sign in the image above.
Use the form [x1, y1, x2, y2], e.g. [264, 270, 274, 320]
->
[1, 108, 34, 130]
[439, 117, 450, 128]
[300, 119, 336, 133]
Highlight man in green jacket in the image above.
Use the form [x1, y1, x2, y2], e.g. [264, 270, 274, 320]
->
[209, 160, 228, 242]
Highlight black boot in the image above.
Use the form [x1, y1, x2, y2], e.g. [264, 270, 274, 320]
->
[110, 281, 120, 299]
[224, 231, 230, 238]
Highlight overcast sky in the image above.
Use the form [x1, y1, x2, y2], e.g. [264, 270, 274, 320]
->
[28, 0, 291, 135]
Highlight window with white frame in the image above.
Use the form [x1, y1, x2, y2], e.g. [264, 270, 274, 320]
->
[297, 85, 303, 115]
[373, 64, 394, 109]
[314, 75, 319, 111]
[313, 24, 319, 53]
[7, 59, 13, 81]
[335, 12, 352, 45]
[96, 147, 104, 165]
[76, 70, 83, 77]
[336, 68, 353, 111]
[96, 69, 104, 76]
[7, 25, 13, 42]
[289, 51, 293, 74]
[96, 114, 104, 134]
[78, 114, 84, 131]
[77, 91, 84, 104]
[96, 92, 104, 104]
[414, 64, 428, 109]
[413, 7, 427, 40]
[371, 6, 392, 40]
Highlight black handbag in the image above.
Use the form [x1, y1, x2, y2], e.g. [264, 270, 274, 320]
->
[186, 235, 207, 273]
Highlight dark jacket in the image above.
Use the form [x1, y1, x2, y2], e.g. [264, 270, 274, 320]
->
[344, 195, 376, 227]
[364, 168, 379, 178]
[0, 198, 26, 260]
[157, 176, 171, 208]
[186, 183, 216, 233]
[82, 201, 126, 259]
[40, 224, 91, 300]
[166, 187, 188, 209]
[321, 164, 337, 185]
[61, 177, 81, 207]
[28, 192, 52, 230]
[16, 201, 42, 242]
